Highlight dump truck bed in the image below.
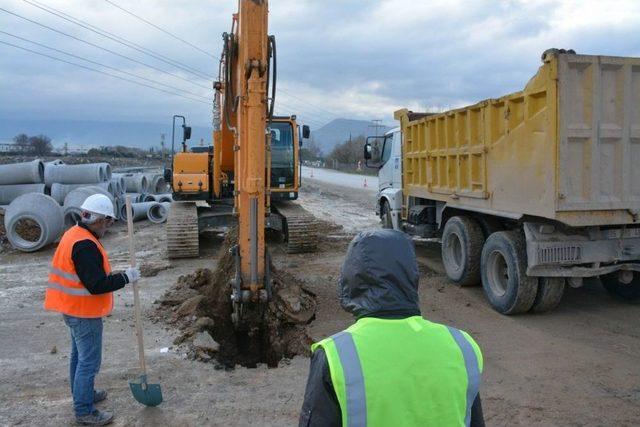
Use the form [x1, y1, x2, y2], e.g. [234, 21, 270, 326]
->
[396, 53, 640, 227]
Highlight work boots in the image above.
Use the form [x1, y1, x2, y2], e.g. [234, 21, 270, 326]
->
[75, 409, 114, 425]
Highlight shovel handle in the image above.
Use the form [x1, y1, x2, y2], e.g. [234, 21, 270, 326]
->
[125, 196, 147, 377]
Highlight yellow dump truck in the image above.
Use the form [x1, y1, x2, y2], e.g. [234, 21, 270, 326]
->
[365, 49, 640, 314]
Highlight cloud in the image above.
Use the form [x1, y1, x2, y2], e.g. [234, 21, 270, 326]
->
[1, 0, 639, 130]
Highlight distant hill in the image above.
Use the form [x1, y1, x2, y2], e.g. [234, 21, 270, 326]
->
[310, 118, 391, 154]
[0, 118, 212, 151]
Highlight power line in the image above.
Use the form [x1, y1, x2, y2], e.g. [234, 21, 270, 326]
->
[0, 6, 212, 92]
[22, 0, 213, 80]
[101, 0, 340, 122]
[0, 40, 210, 105]
[104, 0, 217, 60]
[0, 30, 210, 100]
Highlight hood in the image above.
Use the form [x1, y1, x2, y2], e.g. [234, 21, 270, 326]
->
[339, 229, 420, 317]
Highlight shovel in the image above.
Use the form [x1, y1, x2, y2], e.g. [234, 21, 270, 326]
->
[125, 196, 163, 407]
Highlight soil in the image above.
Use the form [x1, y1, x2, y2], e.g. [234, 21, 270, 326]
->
[154, 229, 316, 369]
[14, 218, 42, 242]
[0, 179, 639, 426]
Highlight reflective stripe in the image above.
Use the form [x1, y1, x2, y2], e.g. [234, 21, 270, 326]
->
[47, 281, 91, 296]
[333, 331, 367, 427]
[447, 327, 481, 427]
[49, 266, 80, 283]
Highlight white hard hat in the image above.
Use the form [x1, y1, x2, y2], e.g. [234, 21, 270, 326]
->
[80, 194, 115, 218]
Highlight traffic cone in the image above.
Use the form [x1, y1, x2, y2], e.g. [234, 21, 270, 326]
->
[363, 178, 368, 188]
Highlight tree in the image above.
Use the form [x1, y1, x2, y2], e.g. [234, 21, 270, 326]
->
[300, 136, 323, 161]
[327, 135, 366, 165]
[28, 135, 53, 156]
[12, 133, 29, 146]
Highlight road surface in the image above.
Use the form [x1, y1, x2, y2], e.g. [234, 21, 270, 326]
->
[301, 166, 377, 191]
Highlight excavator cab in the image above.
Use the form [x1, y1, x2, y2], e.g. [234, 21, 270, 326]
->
[269, 116, 310, 201]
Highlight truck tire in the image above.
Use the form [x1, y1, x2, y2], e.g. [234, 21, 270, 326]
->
[600, 272, 640, 303]
[481, 230, 538, 314]
[441, 216, 484, 287]
[381, 201, 393, 229]
[530, 277, 565, 313]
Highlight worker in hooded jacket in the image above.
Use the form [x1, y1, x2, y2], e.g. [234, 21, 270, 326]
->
[44, 194, 140, 426]
[299, 229, 485, 427]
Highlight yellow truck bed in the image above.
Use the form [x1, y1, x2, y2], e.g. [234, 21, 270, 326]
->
[396, 52, 640, 227]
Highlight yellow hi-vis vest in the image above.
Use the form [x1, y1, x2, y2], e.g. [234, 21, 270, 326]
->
[312, 316, 483, 427]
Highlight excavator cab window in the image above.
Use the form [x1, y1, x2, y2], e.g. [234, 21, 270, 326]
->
[270, 122, 295, 188]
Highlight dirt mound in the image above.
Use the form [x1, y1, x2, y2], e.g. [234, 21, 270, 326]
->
[154, 230, 316, 369]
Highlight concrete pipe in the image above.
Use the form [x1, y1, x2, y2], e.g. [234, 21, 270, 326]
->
[140, 193, 156, 202]
[111, 176, 125, 195]
[44, 163, 110, 186]
[4, 193, 64, 252]
[145, 174, 167, 194]
[147, 202, 169, 224]
[0, 159, 44, 185]
[0, 183, 46, 205]
[63, 186, 115, 227]
[120, 201, 158, 222]
[153, 193, 173, 203]
[122, 174, 148, 193]
[50, 182, 114, 204]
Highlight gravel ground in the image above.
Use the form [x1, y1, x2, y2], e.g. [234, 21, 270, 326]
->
[0, 181, 638, 426]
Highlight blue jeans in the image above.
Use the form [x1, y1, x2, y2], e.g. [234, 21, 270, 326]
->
[63, 315, 103, 417]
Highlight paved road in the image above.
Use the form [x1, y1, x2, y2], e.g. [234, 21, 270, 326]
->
[301, 166, 377, 191]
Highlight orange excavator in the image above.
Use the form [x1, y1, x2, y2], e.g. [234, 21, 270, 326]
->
[165, 0, 316, 325]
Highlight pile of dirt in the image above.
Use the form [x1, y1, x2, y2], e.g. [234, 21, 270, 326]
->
[154, 230, 316, 369]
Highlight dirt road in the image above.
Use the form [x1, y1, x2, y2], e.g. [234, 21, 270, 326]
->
[0, 178, 639, 426]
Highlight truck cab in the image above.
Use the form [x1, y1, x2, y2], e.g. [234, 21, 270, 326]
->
[365, 128, 403, 229]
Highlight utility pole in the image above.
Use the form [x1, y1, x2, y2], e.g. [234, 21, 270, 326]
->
[368, 119, 383, 137]
[63, 142, 68, 156]
[160, 133, 165, 164]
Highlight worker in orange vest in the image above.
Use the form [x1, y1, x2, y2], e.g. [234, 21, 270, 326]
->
[44, 194, 140, 426]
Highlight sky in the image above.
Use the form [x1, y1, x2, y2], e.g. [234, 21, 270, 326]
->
[1, 0, 639, 131]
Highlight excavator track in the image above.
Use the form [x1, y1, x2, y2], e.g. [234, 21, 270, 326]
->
[166, 202, 199, 259]
[273, 202, 318, 253]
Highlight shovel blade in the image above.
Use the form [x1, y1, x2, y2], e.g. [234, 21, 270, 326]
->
[129, 378, 163, 407]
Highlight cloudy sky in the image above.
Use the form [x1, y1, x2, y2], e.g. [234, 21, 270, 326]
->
[1, 0, 639, 130]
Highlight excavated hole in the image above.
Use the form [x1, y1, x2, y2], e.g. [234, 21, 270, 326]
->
[155, 229, 316, 369]
[14, 218, 41, 242]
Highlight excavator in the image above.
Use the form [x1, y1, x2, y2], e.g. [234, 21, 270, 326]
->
[164, 0, 317, 326]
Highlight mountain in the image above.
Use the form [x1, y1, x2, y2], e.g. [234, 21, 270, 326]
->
[310, 118, 391, 154]
[0, 118, 212, 151]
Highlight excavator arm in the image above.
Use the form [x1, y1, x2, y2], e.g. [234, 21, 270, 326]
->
[216, 0, 272, 324]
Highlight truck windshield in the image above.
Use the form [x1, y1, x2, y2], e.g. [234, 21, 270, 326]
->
[270, 121, 295, 188]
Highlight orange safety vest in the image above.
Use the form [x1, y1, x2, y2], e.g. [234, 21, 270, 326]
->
[44, 225, 113, 318]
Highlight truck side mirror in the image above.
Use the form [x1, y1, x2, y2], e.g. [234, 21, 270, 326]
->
[364, 143, 372, 160]
[302, 125, 310, 139]
[364, 136, 385, 167]
[183, 126, 192, 141]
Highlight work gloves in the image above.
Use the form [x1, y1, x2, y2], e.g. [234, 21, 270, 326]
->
[124, 266, 141, 284]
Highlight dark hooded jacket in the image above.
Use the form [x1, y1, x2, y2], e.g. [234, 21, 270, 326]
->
[299, 229, 484, 427]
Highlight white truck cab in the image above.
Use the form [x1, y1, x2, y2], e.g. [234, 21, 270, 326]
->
[367, 128, 403, 230]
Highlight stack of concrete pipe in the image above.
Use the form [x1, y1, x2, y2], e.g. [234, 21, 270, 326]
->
[0, 160, 46, 205]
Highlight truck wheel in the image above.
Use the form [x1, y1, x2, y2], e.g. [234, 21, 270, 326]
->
[481, 230, 538, 314]
[441, 216, 484, 287]
[530, 277, 565, 313]
[600, 272, 640, 303]
[381, 201, 393, 229]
